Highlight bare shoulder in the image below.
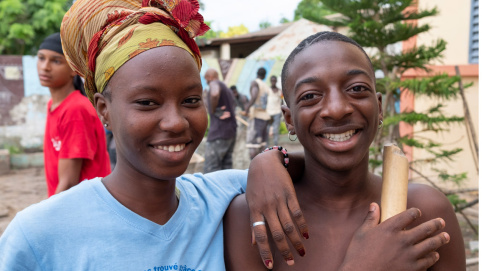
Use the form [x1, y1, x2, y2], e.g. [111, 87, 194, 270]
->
[407, 183, 453, 218]
[407, 183, 466, 271]
[224, 194, 266, 271]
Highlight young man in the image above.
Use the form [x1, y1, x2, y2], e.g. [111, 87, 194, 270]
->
[38, 33, 110, 196]
[203, 68, 237, 173]
[224, 32, 465, 270]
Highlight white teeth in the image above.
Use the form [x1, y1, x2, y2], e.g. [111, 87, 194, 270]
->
[322, 130, 356, 142]
[155, 144, 186, 152]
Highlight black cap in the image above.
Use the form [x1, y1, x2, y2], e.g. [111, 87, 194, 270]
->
[39, 33, 63, 55]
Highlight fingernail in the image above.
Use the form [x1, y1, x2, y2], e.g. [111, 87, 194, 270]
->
[298, 248, 305, 257]
[435, 252, 440, 261]
[265, 260, 273, 269]
[443, 232, 450, 243]
[439, 218, 445, 228]
[369, 204, 376, 212]
[303, 232, 309, 239]
[286, 257, 295, 266]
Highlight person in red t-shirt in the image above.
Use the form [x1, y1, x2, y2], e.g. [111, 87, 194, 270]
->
[38, 33, 111, 197]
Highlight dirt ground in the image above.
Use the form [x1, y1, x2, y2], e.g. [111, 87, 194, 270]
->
[0, 166, 478, 270]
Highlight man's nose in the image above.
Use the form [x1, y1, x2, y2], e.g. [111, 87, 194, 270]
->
[318, 88, 354, 120]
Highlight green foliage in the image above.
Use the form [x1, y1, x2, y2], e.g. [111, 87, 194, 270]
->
[279, 120, 288, 135]
[201, 21, 222, 39]
[434, 169, 467, 186]
[259, 21, 272, 30]
[446, 194, 467, 207]
[294, 0, 335, 22]
[1, 0, 72, 55]
[280, 17, 291, 24]
[304, 0, 468, 187]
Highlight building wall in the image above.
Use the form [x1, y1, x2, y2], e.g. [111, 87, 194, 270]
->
[417, 0, 473, 65]
[412, 74, 479, 189]
[406, 0, 479, 189]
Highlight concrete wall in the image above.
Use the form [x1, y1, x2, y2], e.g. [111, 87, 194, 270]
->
[0, 56, 50, 152]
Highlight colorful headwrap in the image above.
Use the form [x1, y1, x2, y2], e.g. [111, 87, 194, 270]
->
[60, 0, 209, 103]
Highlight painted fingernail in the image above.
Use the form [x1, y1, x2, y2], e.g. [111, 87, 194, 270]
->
[297, 248, 306, 257]
[286, 257, 295, 266]
[303, 232, 309, 239]
[265, 260, 273, 269]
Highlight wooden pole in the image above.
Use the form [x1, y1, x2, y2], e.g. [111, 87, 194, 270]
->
[381, 144, 409, 222]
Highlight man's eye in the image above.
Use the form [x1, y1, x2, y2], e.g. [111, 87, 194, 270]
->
[300, 93, 315, 100]
[350, 85, 369, 92]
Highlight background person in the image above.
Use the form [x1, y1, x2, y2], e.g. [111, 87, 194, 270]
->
[242, 67, 271, 159]
[37, 32, 110, 197]
[266, 75, 283, 145]
[203, 68, 237, 173]
[230, 85, 249, 111]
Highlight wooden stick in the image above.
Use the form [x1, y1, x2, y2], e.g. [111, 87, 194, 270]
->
[235, 115, 248, 127]
[381, 144, 409, 222]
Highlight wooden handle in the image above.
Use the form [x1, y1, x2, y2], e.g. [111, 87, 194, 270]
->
[380, 144, 409, 222]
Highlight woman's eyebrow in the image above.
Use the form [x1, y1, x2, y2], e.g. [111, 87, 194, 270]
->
[294, 76, 319, 91]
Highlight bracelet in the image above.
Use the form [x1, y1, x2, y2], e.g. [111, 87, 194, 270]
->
[262, 146, 289, 169]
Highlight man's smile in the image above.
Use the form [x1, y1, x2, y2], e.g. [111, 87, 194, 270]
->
[321, 129, 360, 142]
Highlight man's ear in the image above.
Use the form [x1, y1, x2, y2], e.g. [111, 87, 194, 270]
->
[94, 92, 110, 130]
[376, 92, 383, 120]
[281, 105, 295, 134]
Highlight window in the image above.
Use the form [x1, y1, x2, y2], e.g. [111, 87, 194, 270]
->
[469, 0, 479, 63]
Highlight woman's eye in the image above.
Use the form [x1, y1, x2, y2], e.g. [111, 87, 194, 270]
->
[136, 100, 155, 106]
[184, 97, 201, 105]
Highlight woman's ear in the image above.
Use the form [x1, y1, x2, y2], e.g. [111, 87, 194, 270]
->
[94, 92, 110, 130]
[281, 105, 295, 134]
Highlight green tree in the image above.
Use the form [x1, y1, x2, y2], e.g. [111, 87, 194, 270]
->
[299, 1, 470, 196]
[294, 0, 335, 21]
[0, 0, 72, 55]
[259, 20, 272, 30]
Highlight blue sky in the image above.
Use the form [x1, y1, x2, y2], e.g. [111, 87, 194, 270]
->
[201, 0, 302, 32]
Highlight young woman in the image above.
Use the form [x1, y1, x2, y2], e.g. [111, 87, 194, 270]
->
[0, 0, 305, 269]
[224, 32, 465, 270]
[37, 33, 110, 197]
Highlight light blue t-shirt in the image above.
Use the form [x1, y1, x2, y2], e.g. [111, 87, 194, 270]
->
[0, 169, 247, 270]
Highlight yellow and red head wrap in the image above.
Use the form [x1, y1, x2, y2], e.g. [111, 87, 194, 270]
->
[61, 0, 209, 103]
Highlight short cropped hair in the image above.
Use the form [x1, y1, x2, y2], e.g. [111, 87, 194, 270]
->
[281, 31, 374, 101]
[257, 67, 267, 78]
